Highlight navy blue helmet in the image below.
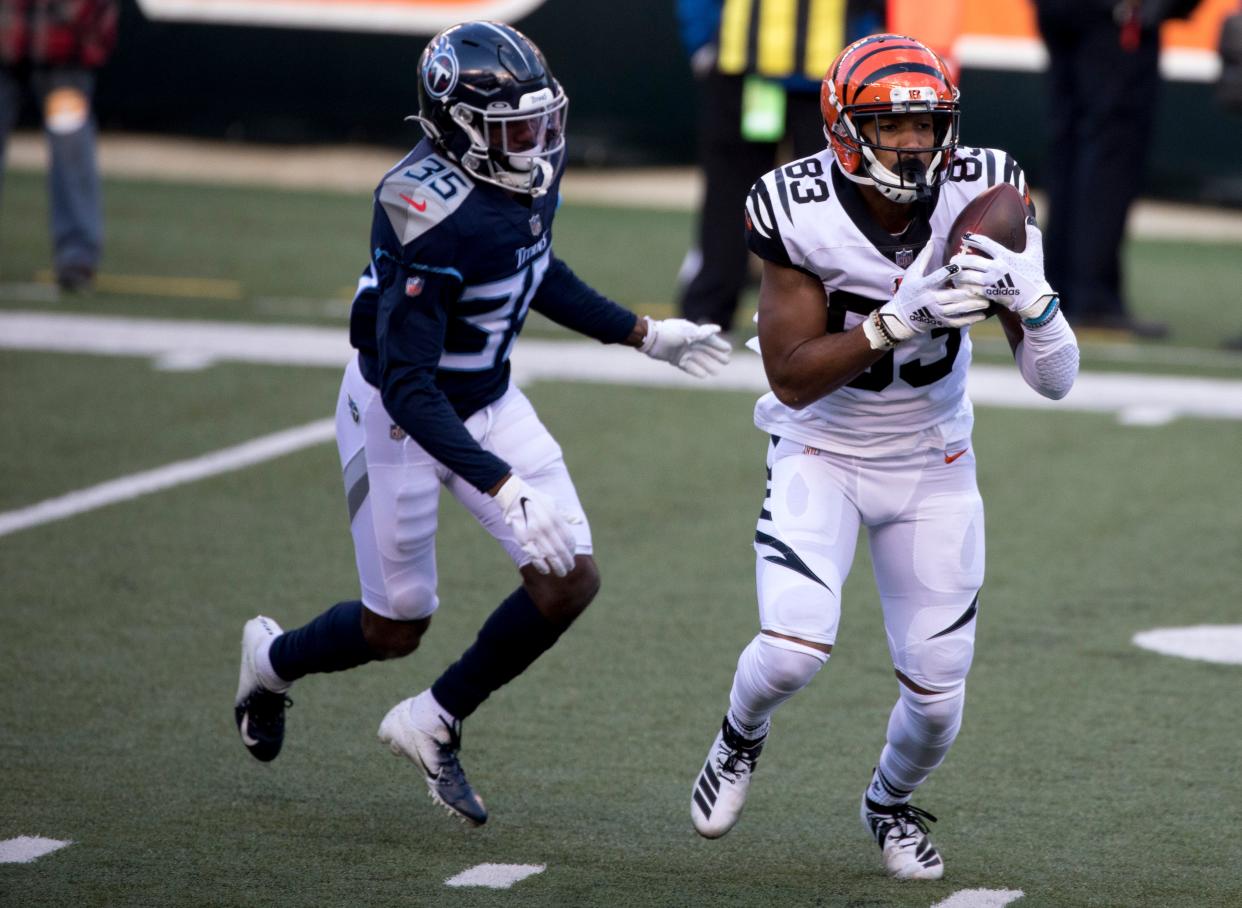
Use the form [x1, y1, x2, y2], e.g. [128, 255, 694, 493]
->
[412, 21, 568, 198]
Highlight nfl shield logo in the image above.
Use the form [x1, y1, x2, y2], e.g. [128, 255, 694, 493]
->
[896, 248, 914, 268]
[405, 276, 424, 297]
[529, 213, 542, 236]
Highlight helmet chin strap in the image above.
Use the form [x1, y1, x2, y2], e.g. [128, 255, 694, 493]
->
[858, 147, 943, 204]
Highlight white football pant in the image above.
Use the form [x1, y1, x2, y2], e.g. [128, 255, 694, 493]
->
[754, 436, 984, 693]
[334, 356, 592, 621]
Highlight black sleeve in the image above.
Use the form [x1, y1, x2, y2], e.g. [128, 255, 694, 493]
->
[529, 256, 637, 344]
[376, 266, 511, 494]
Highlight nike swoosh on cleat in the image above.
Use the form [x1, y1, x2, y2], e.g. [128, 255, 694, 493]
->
[399, 193, 428, 212]
[944, 449, 968, 464]
[240, 714, 259, 747]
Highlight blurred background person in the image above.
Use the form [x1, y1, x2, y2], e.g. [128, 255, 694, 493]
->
[1034, 0, 1205, 339]
[0, 0, 117, 292]
[1217, 2, 1242, 350]
[675, 0, 886, 336]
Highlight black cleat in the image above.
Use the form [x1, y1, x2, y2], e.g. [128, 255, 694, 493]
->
[234, 616, 292, 762]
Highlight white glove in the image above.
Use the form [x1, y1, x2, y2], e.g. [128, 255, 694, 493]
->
[864, 242, 989, 349]
[493, 475, 580, 577]
[639, 317, 732, 377]
[951, 221, 1057, 321]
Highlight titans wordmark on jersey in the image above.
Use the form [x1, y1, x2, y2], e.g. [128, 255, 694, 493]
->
[745, 145, 1033, 456]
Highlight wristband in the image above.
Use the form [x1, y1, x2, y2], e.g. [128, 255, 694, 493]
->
[1021, 295, 1060, 329]
[863, 308, 898, 350]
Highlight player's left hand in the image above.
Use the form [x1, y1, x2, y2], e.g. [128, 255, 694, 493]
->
[639, 317, 732, 377]
[950, 221, 1056, 321]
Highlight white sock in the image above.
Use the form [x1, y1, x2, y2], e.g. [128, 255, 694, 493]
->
[409, 689, 458, 741]
[868, 684, 965, 806]
[727, 633, 828, 738]
[255, 636, 289, 693]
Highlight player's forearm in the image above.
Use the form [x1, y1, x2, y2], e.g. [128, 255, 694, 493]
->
[763, 325, 886, 408]
[379, 373, 510, 492]
[530, 257, 637, 344]
[1014, 312, 1078, 400]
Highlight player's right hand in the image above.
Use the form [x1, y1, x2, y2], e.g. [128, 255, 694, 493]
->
[493, 474, 580, 577]
[868, 243, 989, 348]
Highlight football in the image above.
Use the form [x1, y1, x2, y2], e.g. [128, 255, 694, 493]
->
[942, 182, 1029, 317]
[943, 182, 1028, 264]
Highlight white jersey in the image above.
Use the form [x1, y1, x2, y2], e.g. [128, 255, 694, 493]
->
[745, 146, 1033, 456]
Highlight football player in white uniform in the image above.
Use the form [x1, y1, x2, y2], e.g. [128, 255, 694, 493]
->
[690, 34, 1079, 880]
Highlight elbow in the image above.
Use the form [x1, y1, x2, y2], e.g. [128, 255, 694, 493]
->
[770, 379, 810, 410]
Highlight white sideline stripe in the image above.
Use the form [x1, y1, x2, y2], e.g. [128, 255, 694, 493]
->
[0, 836, 72, 863]
[0, 420, 335, 539]
[931, 889, 1025, 908]
[1133, 625, 1242, 665]
[2, 312, 1242, 424]
[444, 863, 545, 889]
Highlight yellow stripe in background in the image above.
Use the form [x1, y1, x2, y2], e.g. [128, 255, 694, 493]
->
[756, 0, 797, 77]
[718, 0, 754, 74]
[36, 270, 242, 300]
[804, 0, 845, 81]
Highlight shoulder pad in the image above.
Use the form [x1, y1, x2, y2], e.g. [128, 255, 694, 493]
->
[947, 146, 1034, 216]
[377, 153, 474, 246]
[745, 173, 795, 269]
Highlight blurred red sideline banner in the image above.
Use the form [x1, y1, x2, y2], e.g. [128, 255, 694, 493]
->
[134, 0, 548, 34]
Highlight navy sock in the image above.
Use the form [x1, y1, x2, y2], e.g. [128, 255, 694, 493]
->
[432, 587, 565, 720]
[269, 600, 377, 683]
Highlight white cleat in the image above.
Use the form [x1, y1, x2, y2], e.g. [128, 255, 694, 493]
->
[234, 616, 291, 763]
[860, 794, 945, 880]
[691, 716, 765, 839]
[378, 696, 488, 827]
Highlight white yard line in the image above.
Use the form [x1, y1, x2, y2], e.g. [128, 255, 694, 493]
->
[931, 890, 1025, 908]
[0, 837, 73, 864]
[2, 309, 1240, 537]
[3, 311, 1241, 423]
[1132, 626, 1242, 665]
[444, 863, 545, 889]
[0, 419, 334, 539]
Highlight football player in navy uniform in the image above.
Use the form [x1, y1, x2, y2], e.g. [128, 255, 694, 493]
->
[233, 20, 730, 827]
[689, 35, 1078, 878]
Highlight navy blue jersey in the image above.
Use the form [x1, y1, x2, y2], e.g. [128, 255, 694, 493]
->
[349, 139, 636, 493]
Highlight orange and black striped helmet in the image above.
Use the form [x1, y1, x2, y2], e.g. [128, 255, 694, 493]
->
[820, 34, 960, 203]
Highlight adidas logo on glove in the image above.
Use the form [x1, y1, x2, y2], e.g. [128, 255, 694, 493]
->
[909, 306, 940, 326]
[986, 274, 1020, 297]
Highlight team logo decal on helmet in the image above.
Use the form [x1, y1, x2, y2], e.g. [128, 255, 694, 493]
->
[422, 36, 459, 100]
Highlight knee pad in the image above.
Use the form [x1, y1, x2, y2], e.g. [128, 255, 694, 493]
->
[755, 633, 828, 693]
[894, 619, 975, 693]
[385, 575, 438, 620]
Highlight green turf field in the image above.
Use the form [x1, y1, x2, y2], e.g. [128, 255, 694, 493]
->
[2, 170, 1241, 907]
